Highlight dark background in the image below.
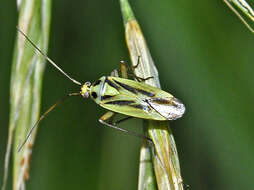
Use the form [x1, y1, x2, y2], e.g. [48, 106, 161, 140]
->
[1, 0, 254, 189]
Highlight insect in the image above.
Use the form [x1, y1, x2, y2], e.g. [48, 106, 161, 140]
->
[17, 27, 185, 151]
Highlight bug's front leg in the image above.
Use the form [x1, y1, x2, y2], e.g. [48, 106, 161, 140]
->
[99, 111, 153, 143]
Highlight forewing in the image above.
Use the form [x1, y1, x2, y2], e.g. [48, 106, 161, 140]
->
[100, 93, 166, 120]
[99, 77, 185, 120]
[146, 97, 185, 120]
[99, 77, 166, 120]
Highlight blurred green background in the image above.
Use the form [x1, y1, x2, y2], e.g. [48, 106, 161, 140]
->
[1, 0, 254, 189]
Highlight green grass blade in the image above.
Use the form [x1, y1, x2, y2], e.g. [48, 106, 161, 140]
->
[224, 0, 254, 33]
[119, 1, 184, 190]
[1, 0, 51, 189]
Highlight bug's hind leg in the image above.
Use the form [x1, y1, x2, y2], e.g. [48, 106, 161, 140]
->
[99, 111, 153, 143]
[114, 116, 132, 125]
[120, 57, 154, 82]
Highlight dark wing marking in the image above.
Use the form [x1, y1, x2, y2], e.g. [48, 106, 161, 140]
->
[113, 79, 155, 97]
[129, 104, 151, 112]
[105, 77, 120, 90]
[93, 80, 101, 86]
[136, 89, 155, 97]
[113, 80, 137, 94]
[149, 98, 171, 104]
[105, 100, 135, 105]
[101, 95, 114, 101]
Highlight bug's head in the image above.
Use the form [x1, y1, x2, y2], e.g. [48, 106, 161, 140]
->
[80, 82, 91, 98]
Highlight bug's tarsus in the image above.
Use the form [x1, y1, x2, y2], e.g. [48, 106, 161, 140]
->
[16, 27, 82, 85]
[99, 119, 153, 143]
[127, 73, 154, 82]
[132, 55, 141, 69]
[18, 92, 80, 152]
[132, 56, 154, 81]
[99, 111, 153, 143]
[136, 76, 154, 82]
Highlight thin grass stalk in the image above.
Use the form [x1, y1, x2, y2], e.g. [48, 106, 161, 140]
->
[119, 1, 184, 190]
[1, 0, 51, 189]
[224, 0, 254, 33]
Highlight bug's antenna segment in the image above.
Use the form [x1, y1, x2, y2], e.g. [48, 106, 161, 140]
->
[17, 92, 80, 152]
[16, 27, 82, 86]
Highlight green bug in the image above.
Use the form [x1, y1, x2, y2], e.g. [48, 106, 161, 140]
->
[82, 75, 185, 121]
[17, 28, 185, 151]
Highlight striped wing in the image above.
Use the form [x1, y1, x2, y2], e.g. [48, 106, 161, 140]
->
[96, 77, 185, 120]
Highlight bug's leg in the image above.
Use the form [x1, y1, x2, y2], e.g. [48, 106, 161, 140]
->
[99, 112, 153, 143]
[135, 76, 154, 82]
[119, 60, 128, 79]
[131, 55, 141, 69]
[112, 116, 155, 148]
[110, 60, 129, 78]
[127, 73, 154, 82]
[110, 69, 120, 77]
[121, 58, 154, 82]
[118, 56, 141, 77]
[113, 116, 132, 125]
[120, 57, 141, 74]
[104, 111, 116, 123]
[110, 61, 129, 78]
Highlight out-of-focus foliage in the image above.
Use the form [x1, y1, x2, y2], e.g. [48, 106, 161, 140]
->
[0, 0, 254, 190]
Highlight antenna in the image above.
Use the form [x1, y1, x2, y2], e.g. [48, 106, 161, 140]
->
[18, 92, 80, 152]
[16, 27, 82, 86]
